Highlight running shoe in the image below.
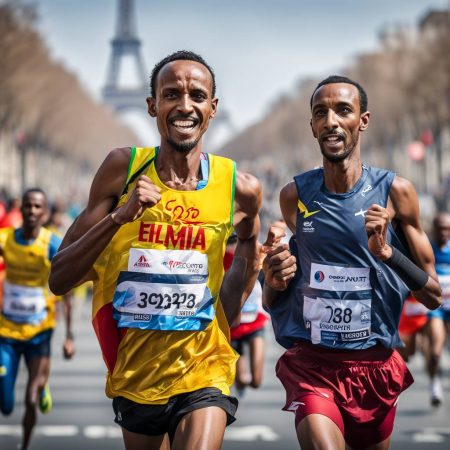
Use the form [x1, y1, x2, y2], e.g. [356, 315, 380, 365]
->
[39, 385, 52, 414]
[430, 378, 443, 407]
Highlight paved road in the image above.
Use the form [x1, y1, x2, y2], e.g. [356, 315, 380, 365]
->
[1, 299, 450, 449]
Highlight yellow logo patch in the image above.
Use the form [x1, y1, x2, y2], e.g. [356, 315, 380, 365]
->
[297, 199, 320, 218]
[0, 366, 7, 376]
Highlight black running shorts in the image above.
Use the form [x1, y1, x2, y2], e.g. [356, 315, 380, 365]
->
[112, 387, 238, 440]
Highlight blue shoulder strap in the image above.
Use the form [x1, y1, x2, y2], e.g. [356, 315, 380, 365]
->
[196, 153, 209, 190]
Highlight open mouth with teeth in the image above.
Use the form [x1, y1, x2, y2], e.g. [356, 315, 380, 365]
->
[169, 117, 199, 134]
[321, 134, 345, 148]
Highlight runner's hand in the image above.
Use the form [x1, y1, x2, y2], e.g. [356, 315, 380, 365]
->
[262, 222, 286, 251]
[263, 243, 296, 291]
[365, 204, 392, 260]
[112, 175, 161, 225]
[258, 223, 287, 268]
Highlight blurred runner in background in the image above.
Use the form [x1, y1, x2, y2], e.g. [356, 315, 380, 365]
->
[225, 234, 268, 397]
[0, 188, 75, 450]
[397, 294, 429, 362]
[423, 212, 450, 406]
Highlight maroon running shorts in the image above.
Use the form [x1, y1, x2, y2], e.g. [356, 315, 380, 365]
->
[276, 341, 413, 449]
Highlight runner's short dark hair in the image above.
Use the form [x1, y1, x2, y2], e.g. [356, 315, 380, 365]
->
[150, 50, 216, 98]
[22, 188, 47, 203]
[310, 75, 368, 113]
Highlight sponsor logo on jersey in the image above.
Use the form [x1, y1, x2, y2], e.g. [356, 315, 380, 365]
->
[165, 200, 205, 226]
[162, 259, 205, 273]
[340, 329, 370, 341]
[287, 401, 305, 411]
[354, 208, 368, 217]
[302, 220, 315, 233]
[134, 255, 151, 268]
[298, 199, 320, 218]
[327, 275, 368, 283]
[361, 184, 372, 197]
[360, 308, 371, 323]
[138, 222, 206, 251]
[310, 263, 371, 291]
[314, 271, 325, 282]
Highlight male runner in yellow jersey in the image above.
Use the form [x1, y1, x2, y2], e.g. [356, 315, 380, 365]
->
[0, 188, 75, 450]
[49, 50, 263, 450]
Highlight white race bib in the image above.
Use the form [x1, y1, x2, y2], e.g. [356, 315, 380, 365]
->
[310, 263, 371, 291]
[114, 280, 205, 317]
[240, 282, 262, 324]
[2, 281, 47, 324]
[303, 296, 371, 344]
[113, 248, 211, 328]
[438, 274, 450, 311]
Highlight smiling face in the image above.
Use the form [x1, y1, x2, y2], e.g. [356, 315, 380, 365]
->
[147, 60, 218, 154]
[310, 83, 370, 163]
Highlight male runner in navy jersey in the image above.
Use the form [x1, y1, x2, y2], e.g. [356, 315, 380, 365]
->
[262, 75, 442, 450]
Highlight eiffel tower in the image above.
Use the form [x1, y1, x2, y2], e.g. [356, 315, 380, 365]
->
[102, 0, 148, 111]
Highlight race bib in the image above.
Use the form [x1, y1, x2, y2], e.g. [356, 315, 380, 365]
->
[127, 248, 208, 276]
[403, 298, 429, 316]
[303, 296, 371, 345]
[438, 274, 450, 311]
[2, 281, 47, 324]
[113, 248, 213, 330]
[114, 280, 206, 317]
[310, 263, 371, 291]
[240, 283, 262, 324]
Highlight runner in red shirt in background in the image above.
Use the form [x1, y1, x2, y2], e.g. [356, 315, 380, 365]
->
[397, 294, 429, 361]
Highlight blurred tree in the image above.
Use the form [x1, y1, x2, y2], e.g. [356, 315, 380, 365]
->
[0, 1, 139, 199]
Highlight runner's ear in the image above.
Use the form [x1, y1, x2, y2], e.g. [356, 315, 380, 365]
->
[147, 97, 157, 117]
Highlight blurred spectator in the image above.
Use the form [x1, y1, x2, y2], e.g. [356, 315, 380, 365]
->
[0, 200, 5, 224]
[0, 197, 22, 228]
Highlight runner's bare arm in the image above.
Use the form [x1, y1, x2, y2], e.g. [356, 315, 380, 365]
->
[62, 292, 75, 359]
[50, 147, 161, 295]
[280, 182, 298, 234]
[365, 176, 441, 309]
[262, 182, 298, 308]
[219, 171, 262, 325]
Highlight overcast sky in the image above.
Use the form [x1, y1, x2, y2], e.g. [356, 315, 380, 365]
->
[34, 0, 449, 142]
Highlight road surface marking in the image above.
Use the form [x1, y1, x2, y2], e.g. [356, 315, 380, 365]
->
[0, 425, 78, 437]
[84, 426, 122, 438]
[225, 425, 279, 441]
[0, 423, 280, 441]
